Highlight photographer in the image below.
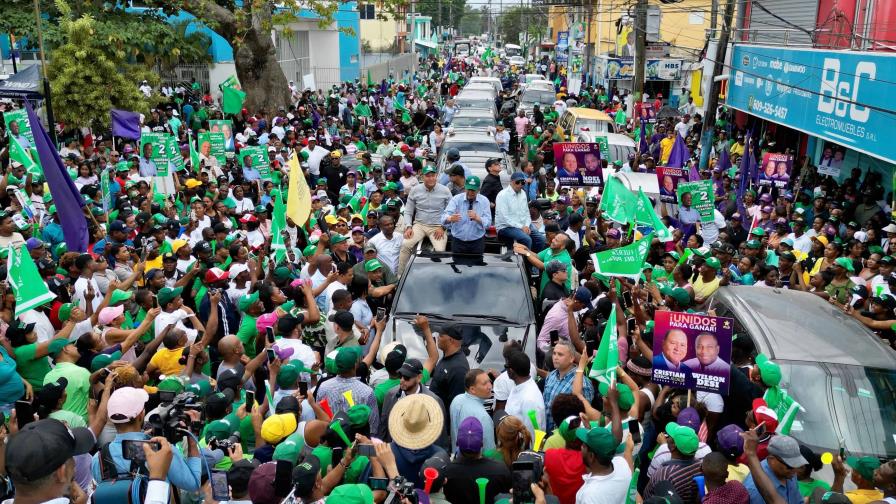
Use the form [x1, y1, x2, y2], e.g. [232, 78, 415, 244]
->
[89, 386, 202, 492]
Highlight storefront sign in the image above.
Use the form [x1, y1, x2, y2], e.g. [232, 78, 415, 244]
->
[727, 44, 896, 163]
[602, 58, 681, 80]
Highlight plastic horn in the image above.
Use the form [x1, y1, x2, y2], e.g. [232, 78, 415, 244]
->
[527, 409, 540, 431]
[318, 398, 333, 419]
[342, 390, 355, 407]
[534, 429, 546, 451]
[476, 477, 489, 504]
[423, 467, 438, 494]
[329, 420, 352, 446]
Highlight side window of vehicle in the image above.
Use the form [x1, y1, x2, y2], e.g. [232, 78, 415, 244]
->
[558, 113, 571, 131]
[711, 299, 756, 356]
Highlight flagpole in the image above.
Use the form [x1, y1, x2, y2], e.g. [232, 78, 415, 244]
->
[32, 0, 57, 146]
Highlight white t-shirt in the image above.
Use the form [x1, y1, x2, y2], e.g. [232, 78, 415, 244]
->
[19, 310, 56, 344]
[696, 391, 724, 413]
[492, 364, 538, 401]
[576, 456, 633, 504]
[368, 232, 403, 273]
[505, 378, 546, 440]
[73, 277, 103, 312]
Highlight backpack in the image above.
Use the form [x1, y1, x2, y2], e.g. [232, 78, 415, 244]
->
[92, 443, 148, 504]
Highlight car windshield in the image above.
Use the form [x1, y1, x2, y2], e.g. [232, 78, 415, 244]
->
[394, 258, 531, 324]
[456, 99, 493, 110]
[574, 118, 608, 134]
[522, 90, 556, 106]
[779, 360, 896, 459]
[443, 140, 498, 152]
[451, 116, 496, 128]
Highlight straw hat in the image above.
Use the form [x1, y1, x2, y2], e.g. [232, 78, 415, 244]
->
[388, 394, 443, 450]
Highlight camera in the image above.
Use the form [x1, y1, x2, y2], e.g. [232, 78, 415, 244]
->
[384, 476, 417, 504]
[208, 431, 241, 452]
[146, 392, 201, 442]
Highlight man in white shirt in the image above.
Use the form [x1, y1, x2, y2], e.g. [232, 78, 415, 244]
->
[73, 254, 103, 312]
[302, 138, 330, 177]
[153, 287, 201, 344]
[575, 425, 633, 504]
[503, 351, 545, 440]
[674, 115, 690, 139]
[786, 218, 812, 255]
[367, 215, 403, 273]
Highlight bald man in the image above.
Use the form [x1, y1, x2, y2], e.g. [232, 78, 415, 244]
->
[652, 329, 692, 375]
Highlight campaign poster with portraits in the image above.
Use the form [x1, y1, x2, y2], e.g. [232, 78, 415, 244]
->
[208, 120, 235, 152]
[238, 146, 272, 180]
[553, 142, 604, 187]
[676, 180, 715, 224]
[817, 142, 844, 177]
[651, 311, 733, 394]
[198, 131, 227, 165]
[759, 153, 793, 188]
[656, 166, 687, 204]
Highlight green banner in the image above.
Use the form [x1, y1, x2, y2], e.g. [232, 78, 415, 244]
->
[594, 136, 609, 161]
[199, 131, 226, 165]
[590, 233, 653, 280]
[167, 135, 185, 173]
[3, 109, 35, 146]
[100, 169, 112, 215]
[208, 120, 235, 152]
[140, 132, 175, 177]
[676, 180, 715, 223]
[239, 146, 271, 181]
[598, 175, 638, 225]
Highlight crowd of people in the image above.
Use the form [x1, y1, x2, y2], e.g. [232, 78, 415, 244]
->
[0, 46, 893, 504]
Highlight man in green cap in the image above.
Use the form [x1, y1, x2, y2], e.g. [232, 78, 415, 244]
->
[831, 455, 883, 502]
[441, 174, 492, 254]
[574, 384, 631, 502]
[693, 256, 722, 305]
[398, 164, 452, 274]
[646, 422, 701, 501]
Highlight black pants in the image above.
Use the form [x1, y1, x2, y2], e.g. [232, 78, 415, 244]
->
[451, 236, 485, 254]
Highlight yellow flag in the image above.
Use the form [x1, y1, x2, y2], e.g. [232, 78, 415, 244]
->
[286, 152, 312, 226]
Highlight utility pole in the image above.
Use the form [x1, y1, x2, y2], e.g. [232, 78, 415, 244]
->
[584, 0, 594, 79]
[633, 0, 647, 101]
[710, 0, 718, 39]
[410, 0, 416, 59]
[698, 0, 735, 170]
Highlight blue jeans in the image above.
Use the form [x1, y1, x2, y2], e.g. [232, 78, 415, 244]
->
[498, 227, 546, 252]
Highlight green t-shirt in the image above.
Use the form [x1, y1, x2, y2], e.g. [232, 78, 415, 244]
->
[236, 315, 259, 359]
[49, 409, 87, 428]
[543, 431, 567, 450]
[537, 248, 572, 295]
[44, 362, 91, 422]
[13, 343, 51, 390]
[524, 135, 541, 161]
[798, 479, 831, 498]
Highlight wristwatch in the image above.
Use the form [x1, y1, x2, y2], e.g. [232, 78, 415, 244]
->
[526, 252, 531, 257]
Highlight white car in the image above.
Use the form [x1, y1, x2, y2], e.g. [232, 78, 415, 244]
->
[508, 56, 526, 67]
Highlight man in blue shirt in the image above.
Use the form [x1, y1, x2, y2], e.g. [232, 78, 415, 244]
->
[91, 386, 202, 492]
[242, 154, 261, 181]
[743, 435, 806, 504]
[139, 142, 158, 177]
[442, 175, 491, 254]
[496, 172, 546, 251]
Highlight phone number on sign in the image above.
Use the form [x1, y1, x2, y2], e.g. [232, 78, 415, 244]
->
[749, 98, 789, 120]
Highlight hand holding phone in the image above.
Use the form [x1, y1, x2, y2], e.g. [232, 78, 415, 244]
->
[245, 391, 255, 409]
[210, 471, 230, 501]
[376, 307, 386, 322]
[265, 326, 275, 344]
[14, 401, 34, 430]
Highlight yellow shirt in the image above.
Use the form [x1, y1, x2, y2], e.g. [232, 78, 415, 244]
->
[149, 346, 186, 376]
[660, 137, 675, 164]
[730, 142, 745, 158]
[844, 489, 884, 504]
[726, 463, 750, 482]
[693, 275, 721, 300]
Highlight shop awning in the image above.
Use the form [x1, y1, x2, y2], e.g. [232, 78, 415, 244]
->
[0, 65, 42, 99]
[414, 39, 438, 49]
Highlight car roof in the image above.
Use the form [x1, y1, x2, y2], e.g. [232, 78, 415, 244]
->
[412, 252, 522, 267]
[457, 90, 494, 98]
[445, 129, 494, 141]
[713, 286, 896, 369]
[453, 109, 496, 118]
[463, 83, 496, 92]
[566, 107, 612, 120]
[579, 131, 635, 147]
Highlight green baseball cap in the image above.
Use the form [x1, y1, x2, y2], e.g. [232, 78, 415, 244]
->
[846, 456, 881, 481]
[330, 234, 348, 245]
[745, 239, 762, 249]
[346, 404, 372, 428]
[187, 380, 213, 398]
[90, 351, 123, 372]
[704, 257, 721, 270]
[328, 484, 373, 504]
[383, 181, 398, 191]
[665, 422, 699, 456]
[156, 286, 183, 307]
[302, 244, 318, 257]
[238, 291, 260, 312]
[205, 420, 233, 441]
[575, 425, 616, 458]
[364, 259, 383, 272]
[335, 346, 360, 373]
[751, 227, 766, 237]
[422, 165, 437, 175]
[557, 416, 579, 442]
[273, 431, 305, 464]
[109, 289, 133, 305]
[834, 257, 855, 273]
[277, 363, 300, 389]
[464, 175, 481, 190]
[158, 376, 185, 393]
[755, 353, 782, 387]
[58, 303, 74, 322]
[48, 205, 57, 214]
[660, 286, 691, 307]
[597, 382, 635, 411]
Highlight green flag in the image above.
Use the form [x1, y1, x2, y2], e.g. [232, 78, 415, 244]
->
[8, 244, 56, 317]
[354, 103, 372, 118]
[366, 69, 375, 87]
[348, 185, 367, 213]
[598, 175, 639, 224]
[634, 189, 672, 242]
[394, 100, 411, 123]
[625, 468, 640, 504]
[589, 304, 618, 384]
[270, 193, 288, 264]
[190, 136, 201, 173]
[8, 133, 40, 175]
[591, 233, 653, 280]
[764, 387, 801, 435]
[222, 86, 247, 115]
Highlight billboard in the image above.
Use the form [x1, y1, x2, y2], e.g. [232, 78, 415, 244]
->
[727, 44, 896, 163]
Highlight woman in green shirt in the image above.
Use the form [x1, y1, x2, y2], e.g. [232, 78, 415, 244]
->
[8, 321, 72, 391]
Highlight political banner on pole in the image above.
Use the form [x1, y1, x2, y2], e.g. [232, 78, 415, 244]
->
[139, 132, 174, 177]
[199, 131, 227, 165]
[239, 146, 272, 180]
[656, 166, 687, 204]
[590, 233, 653, 280]
[651, 311, 733, 394]
[593, 136, 609, 161]
[553, 142, 604, 187]
[166, 136, 184, 173]
[4, 109, 35, 146]
[209, 120, 235, 152]
[759, 153, 793, 188]
[676, 180, 715, 223]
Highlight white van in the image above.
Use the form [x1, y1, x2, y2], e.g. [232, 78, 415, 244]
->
[468, 76, 503, 93]
[576, 131, 637, 167]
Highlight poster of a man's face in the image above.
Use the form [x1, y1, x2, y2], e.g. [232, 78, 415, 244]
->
[652, 312, 733, 394]
[662, 329, 688, 365]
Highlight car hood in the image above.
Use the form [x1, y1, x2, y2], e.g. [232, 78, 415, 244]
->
[378, 318, 534, 371]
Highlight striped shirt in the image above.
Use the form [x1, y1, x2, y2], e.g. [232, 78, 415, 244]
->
[316, 376, 380, 434]
[645, 458, 703, 503]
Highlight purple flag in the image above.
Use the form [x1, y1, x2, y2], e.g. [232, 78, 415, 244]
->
[110, 109, 141, 140]
[688, 164, 701, 181]
[25, 102, 88, 252]
[716, 148, 731, 172]
[638, 119, 648, 155]
[735, 130, 754, 230]
[667, 134, 690, 168]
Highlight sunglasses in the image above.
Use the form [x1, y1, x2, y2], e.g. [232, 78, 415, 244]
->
[513, 180, 524, 186]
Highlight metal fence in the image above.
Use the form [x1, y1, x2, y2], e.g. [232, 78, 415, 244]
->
[157, 63, 210, 92]
[362, 52, 418, 83]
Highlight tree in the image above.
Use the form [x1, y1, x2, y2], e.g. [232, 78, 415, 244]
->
[457, 5, 483, 36]
[47, 1, 162, 131]
[498, 6, 548, 46]
[418, 0, 465, 32]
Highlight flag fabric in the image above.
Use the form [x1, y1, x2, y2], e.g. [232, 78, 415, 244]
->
[625, 468, 641, 504]
[189, 134, 201, 173]
[110, 109, 142, 140]
[354, 102, 372, 118]
[347, 186, 367, 213]
[634, 189, 672, 242]
[591, 234, 653, 280]
[764, 386, 801, 435]
[716, 147, 731, 172]
[8, 133, 39, 175]
[735, 131, 755, 231]
[638, 119, 648, 155]
[286, 152, 312, 226]
[366, 69, 375, 87]
[589, 304, 618, 384]
[222, 86, 247, 115]
[394, 99, 411, 123]
[667, 134, 690, 168]
[598, 175, 638, 224]
[7, 244, 56, 317]
[688, 163, 700, 181]
[25, 102, 88, 252]
[270, 193, 287, 264]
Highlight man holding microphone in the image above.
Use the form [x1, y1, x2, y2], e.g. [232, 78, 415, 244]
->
[442, 175, 492, 255]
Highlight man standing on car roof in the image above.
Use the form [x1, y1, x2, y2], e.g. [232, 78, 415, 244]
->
[442, 175, 491, 255]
